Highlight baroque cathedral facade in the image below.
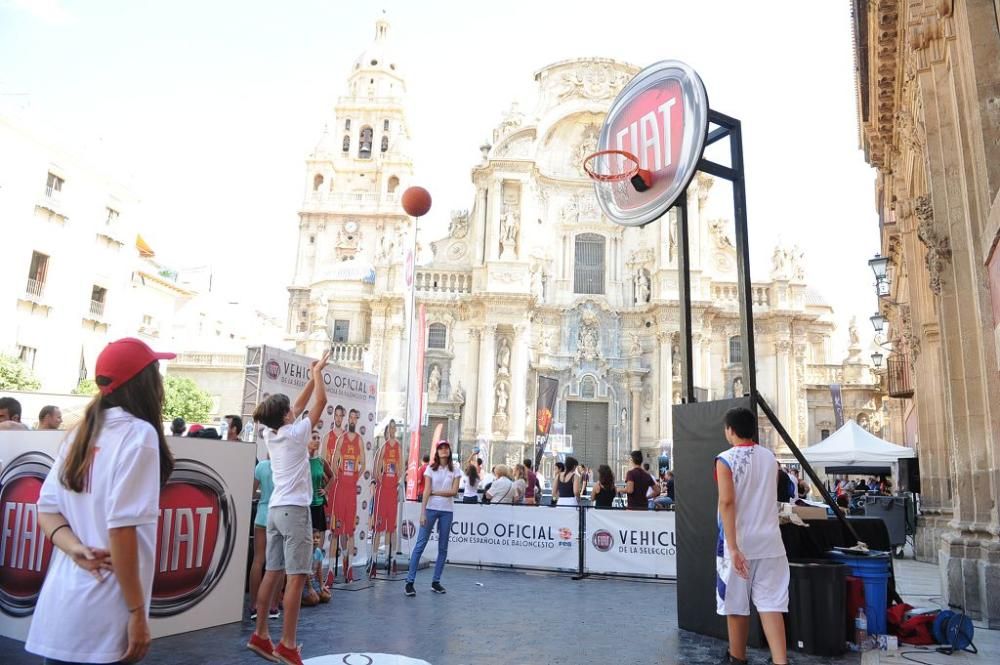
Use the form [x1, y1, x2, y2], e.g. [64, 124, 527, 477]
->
[287, 18, 882, 475]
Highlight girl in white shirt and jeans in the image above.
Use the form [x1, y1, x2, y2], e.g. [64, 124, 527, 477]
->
[404, 440, 461, 597]
[26, 337, 177, 665]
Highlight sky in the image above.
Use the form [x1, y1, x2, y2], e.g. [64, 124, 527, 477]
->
[0, 0, 881, 358]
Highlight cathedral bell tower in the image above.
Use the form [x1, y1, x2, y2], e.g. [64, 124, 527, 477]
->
[287, 15, 415, 359]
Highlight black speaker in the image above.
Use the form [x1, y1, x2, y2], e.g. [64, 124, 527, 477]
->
[898, 458, 921, 494]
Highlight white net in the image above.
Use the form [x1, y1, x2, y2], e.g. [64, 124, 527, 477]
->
[585, 151, 637, 209]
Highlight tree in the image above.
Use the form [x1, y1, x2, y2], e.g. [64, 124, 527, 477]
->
[163, 375, 214, 423]
[72, 378, 98, 396]
[0, 354, 41, 391]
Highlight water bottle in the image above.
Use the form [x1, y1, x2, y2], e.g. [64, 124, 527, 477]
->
[241, 420, 255, 443]
[218, 420, 228, 441]
[854, 607, 869, 651]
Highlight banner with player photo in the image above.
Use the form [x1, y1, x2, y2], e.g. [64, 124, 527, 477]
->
[0, 431, 255, 642]
[256, 346, 379, 569]
[533, 375, 559, 467]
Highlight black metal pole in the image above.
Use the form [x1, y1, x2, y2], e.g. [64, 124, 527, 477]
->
[756, 393, 864, 546]
[572, 505, 587, 580]
[726, 115, 758, 400]
[674, 199, 696, 403]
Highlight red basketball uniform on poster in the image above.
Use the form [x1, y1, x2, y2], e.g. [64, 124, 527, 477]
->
[332, 432, 362, 536]
[374, 438, 401, 533]
[324, 429, 343, 518]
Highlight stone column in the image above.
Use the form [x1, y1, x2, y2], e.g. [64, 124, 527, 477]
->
[477, 324, 497, 438]
[510, 323, 528, 443]
[489, 179, 503, 261]
[631, 383, 642, 452]
[464, 328, 481, 440]
[775, 339, 793, 439]
[385, 325, 403, 398]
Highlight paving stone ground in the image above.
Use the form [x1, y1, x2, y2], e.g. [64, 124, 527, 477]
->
[0, 566, 866, 665]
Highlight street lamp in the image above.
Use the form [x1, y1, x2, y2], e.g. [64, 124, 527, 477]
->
[871, 350, 884, 368]
[868, 253, 890, 298]
[870, 312, 887, 333]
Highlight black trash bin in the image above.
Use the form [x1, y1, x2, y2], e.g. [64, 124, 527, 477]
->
[786, 559, 847, 656]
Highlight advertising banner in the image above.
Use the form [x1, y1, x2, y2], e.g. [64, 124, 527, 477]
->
[256, 346, 378, 568]
[400, 502, 578, 572]
[830, 384, 845, 430]
[533, 376, 559, 467]
[0, 430, 255, 642]
[585, 509, 677, 578]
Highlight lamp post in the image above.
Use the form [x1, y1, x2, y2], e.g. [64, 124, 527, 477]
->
[871, 350, 884, 369]
[870, 312, 887, 333]
[868, 253, 890, 298]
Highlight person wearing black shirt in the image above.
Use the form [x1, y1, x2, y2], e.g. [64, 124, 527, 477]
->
[776, 463, 792, 503]
[619, 450, 658, 510]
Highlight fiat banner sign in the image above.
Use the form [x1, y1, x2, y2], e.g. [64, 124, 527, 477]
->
[585, 509, 677, 578]
[0, 430, 254, 642]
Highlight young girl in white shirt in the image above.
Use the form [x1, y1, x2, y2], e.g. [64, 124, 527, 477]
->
[26, 337, 176, 664]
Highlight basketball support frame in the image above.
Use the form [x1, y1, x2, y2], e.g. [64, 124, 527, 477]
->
[672, 109, 862, 544]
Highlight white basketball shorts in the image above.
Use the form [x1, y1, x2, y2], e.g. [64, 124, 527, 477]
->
[716, 554, 790, 616]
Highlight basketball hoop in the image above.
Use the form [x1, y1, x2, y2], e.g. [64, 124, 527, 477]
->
[583, 150, 653, 209]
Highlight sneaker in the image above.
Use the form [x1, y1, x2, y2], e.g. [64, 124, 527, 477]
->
[249, 608, 258, 621]
[431, 581, 446, 594]
[325, 570, 336, 588]
[268, 607, 280, 620]
[246, 633, 278, 662]
[273, 642, 304, 665]
[404, 582, 416, 596]
[715, 652, 748, 665]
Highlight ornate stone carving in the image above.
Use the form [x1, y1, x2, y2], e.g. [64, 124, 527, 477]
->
[500, 203, 519, 258]
[427, 364, 441, 402]
[496, 337, 511, 376]
[899, 304, 921, 371]
[572, 124, 599, 176]
[914, 196, 951, 295]
[448, 209, 469, 239]
[493, 102, 523, 144]
[450, 381, 466, 404]
[555, 63, 631, 102]
[577, 309, 601, 362]
[627, 332, 642, 358]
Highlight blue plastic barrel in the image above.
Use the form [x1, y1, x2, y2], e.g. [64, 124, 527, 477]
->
[826, 549, 891, 635]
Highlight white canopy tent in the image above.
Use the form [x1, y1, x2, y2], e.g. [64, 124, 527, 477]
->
[803, 420, 915, 476]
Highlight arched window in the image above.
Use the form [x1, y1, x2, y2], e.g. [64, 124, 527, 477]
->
[313, 174, 324, 191]
[383, 119, 390, 131]
[729, 335, 742, 364]
[574, 233, 605, 295]
[387, 176, 400, 193]
[580, 376, 597, 398]
[342, 135, 350, 152]
[381, 135, 389, 152]
[358, 126, 373, 158]
[427, 323, 447, 349]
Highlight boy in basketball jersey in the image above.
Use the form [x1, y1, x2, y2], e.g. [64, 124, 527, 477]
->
[369, 419, 402, 577]
[322, 405, 345, 586]
[331, 408, 365, 582]
[715, 407, 789, 665]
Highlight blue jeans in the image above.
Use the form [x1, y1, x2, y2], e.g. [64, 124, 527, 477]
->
[406, 508, 453, 583]
[650, 496, 674, 509]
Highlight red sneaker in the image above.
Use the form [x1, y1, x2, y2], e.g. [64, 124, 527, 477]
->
[343, 563, 354, 583]
[273, 642, 305, 665]
[246, 633, 278, 662]
[325, 569, 335, 588]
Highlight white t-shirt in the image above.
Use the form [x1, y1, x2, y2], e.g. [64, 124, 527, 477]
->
[462, 475, 480, 498]
[265, 418, 313, 508]
[716, 443, 785, 560]
[26, 408, 161, 663]
[487, 476, 516, 504]
[424, 464, 461, 511]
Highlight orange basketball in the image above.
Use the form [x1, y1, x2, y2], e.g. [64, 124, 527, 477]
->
[401, 186, 432, 217]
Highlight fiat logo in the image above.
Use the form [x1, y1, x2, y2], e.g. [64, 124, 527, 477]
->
[151, 459, 237, 617]
[0, 452, 55, 617]
[401, 520, 416, 540]
[592, 529, 614, 553]
[265, 360, 280, 380]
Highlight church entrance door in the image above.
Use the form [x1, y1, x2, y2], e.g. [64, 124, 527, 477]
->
[566, 401, 609, 472]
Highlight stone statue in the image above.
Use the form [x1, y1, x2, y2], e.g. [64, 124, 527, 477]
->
[540, 330, 553, 354]
[733, 376, 744, 398]
[579, 325, 599, 360]
[427, 364, 441, 402]
[637, 270, 650, 303]
[848, 316, 860, 347]
[451, 381, 466, 403]
[771, 246, 788, 277]
[671, 340, 681, 377]
[500, 204, 519, 243]
[496, 337, 511, 375]
[531, 268, 544, 300]
[627, 332, 642, 357]
[620, 407, 628, 433]
[790, 244, 806, 281]
[495, 381, 509, 416]
[448, 210, 469, 239]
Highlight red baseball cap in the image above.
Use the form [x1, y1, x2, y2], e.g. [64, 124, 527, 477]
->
[95, 337, 175, 395]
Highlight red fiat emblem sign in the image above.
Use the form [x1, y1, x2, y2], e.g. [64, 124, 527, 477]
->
[591, 529, 614, 553]
[0, 452, 55, 617]
[595, 60, 709, 227]
[151, 459, 236, 617]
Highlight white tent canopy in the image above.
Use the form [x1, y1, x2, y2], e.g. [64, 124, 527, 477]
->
[803, 420, 915, 469]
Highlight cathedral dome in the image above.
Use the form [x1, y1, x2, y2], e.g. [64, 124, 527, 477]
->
[352, 16, 400, 76]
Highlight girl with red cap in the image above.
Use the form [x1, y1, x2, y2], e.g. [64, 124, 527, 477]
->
[403, 439, 461, 597]
[25, 337, 176, 664]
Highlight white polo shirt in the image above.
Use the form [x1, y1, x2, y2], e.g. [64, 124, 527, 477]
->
[264, 418, 313, 508]
[26, 407, 161, 663]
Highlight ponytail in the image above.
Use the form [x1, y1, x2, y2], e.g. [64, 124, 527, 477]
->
[60, 396, 105, 492]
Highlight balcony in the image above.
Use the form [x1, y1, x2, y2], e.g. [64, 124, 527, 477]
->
[301, 191, 401, 214]
[887, 354, 914, 398]
[331, 343, 367, 366]
[710, 283, 771, 308]
[173, 352, 244, 368]
[89, 299, 105, 318]
[415, 270, 472, 297]
[24, 278, 45, 300]
[805, 364, 845, 385]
